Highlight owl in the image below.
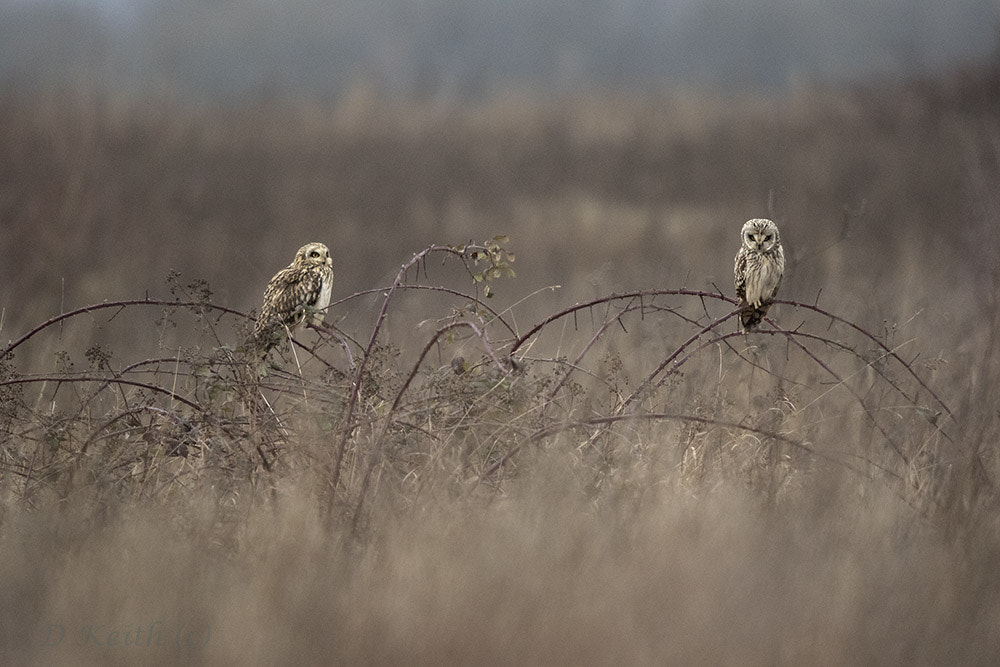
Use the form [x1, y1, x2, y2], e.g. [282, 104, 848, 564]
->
[734, 219, 785, 331]
[250, 242, 334, 354]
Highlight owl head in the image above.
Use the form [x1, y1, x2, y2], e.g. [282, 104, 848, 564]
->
[293, 242, 333, 268]
[741, 219, 780, 253]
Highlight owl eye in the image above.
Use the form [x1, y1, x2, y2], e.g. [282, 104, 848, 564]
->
[763, 235, 772, 241]
[309, 250, 320, 258]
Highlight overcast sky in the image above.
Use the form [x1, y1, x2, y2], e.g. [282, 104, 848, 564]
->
[2, 0, 998, 99]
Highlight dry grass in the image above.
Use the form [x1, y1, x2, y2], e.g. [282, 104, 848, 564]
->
[1, 61, 999, 664]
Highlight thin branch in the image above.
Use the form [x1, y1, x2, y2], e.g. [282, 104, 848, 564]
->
[2, 299, 249, 359]
[329, 243, 504, 505]
[1, 375, 201, 410]
[773, 299, 955, 422]
[509, 289, 737, 357]
[619, 308, 741, 411]
[482, 412, 884, 482]
[350, 319, 508, 534]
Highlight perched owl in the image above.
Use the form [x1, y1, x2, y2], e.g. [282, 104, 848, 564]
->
[734, 219, 785, 331]
[250, 242, 334, 354]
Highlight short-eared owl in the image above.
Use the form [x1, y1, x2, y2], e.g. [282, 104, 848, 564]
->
[734, 219, 785, 331]
[251, 242, 333, 353]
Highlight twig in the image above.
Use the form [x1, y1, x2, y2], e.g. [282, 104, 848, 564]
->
[2, 299, 249, 359]
[509, 289, 737, 357]
[1, 375, 201, 410]
[773, 299, 955, 423]
[329, 243, 509, 508]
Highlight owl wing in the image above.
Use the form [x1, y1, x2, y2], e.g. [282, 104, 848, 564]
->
[733, 247, 748, 304]
[253, 266, 326, 342]
[767, 245, 786, 302]
[768, 270, 783, 303]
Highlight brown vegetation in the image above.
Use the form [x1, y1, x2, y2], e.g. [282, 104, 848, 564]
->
[1, 60, 999, 663]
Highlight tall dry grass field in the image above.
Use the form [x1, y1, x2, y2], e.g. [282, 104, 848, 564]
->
[1, 61, 999, 664]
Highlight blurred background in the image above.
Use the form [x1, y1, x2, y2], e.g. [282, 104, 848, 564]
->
[2, 0, 998, 97]
[1, 0, 998, 366]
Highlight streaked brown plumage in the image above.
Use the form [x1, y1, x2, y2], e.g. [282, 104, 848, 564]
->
[250, 242, 333, 354]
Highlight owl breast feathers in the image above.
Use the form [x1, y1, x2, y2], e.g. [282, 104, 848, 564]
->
[734, 219, 786, 331]
[251, 242, 334, 353]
